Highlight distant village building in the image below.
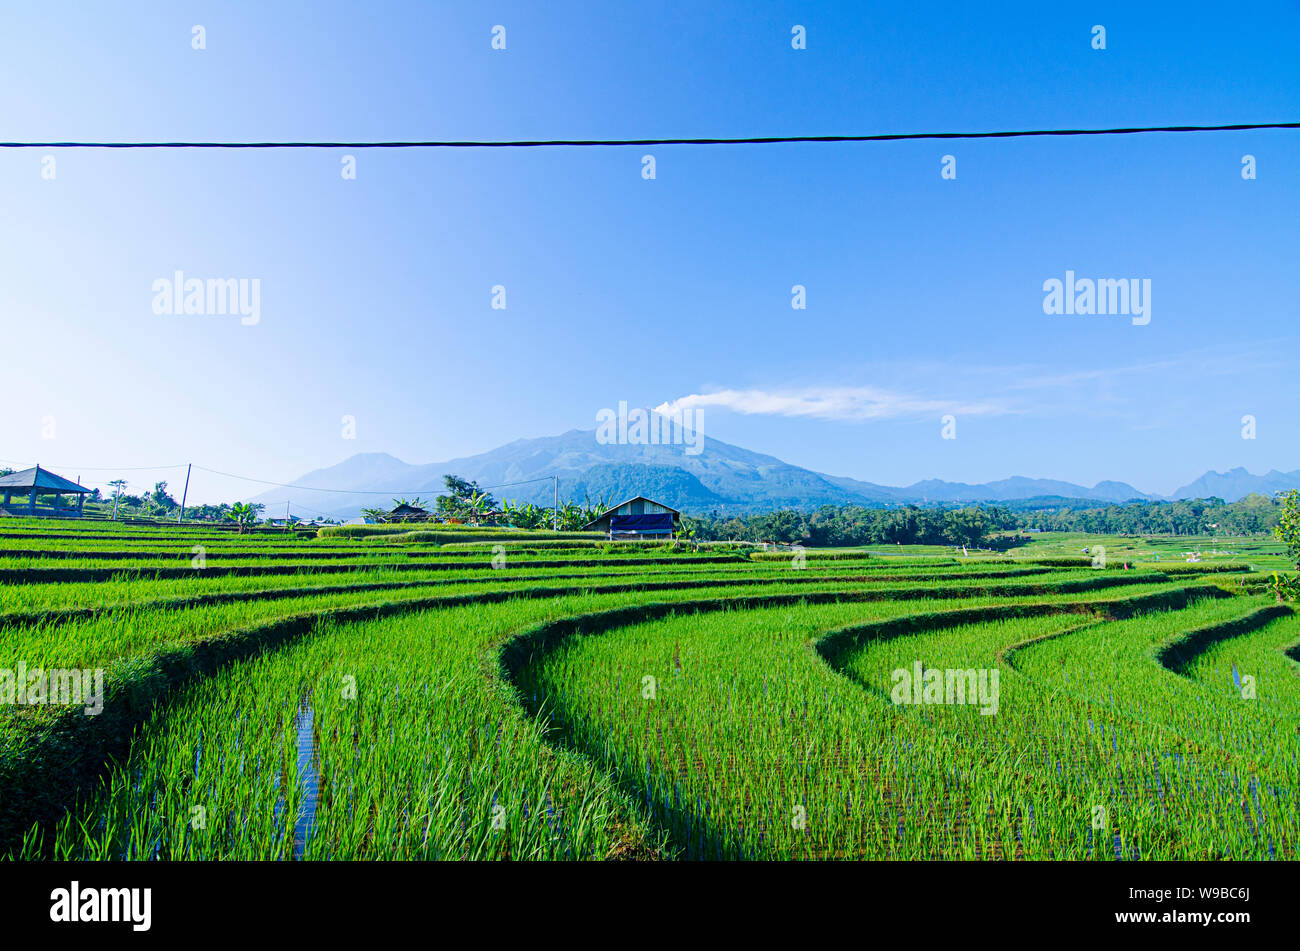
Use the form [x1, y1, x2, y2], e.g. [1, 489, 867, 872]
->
[269, 516, 325, 529]
[0, 466, 92, 517]
[582, 496, 680, 540]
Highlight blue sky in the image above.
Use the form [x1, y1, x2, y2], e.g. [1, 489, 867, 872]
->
[1, 1, 1297, 504]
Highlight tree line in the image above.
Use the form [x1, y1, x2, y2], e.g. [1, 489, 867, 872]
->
[1015, 493, 1282, 536]
[362, 475, 610, 531]
[682, 493, 1290, 548]
[0, 470, 275, 529]
[682, 504, 1021, 548]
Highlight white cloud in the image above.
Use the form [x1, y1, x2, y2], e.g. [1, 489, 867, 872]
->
[655, 343, 1289, 427]
[654, 386, 1014, 422]
[1007, 359, 1178, 391]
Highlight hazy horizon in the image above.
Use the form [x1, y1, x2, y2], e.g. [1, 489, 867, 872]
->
[3, 2, 1297, 505]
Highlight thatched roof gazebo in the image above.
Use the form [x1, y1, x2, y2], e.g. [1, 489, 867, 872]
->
[0, 466, 92, 517]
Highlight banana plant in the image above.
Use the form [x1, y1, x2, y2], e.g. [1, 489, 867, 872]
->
[581, 494, 609, 524]
[555, 500, 586, 531]
[503, 499, 548, 529]
[226, 502, 263, 534]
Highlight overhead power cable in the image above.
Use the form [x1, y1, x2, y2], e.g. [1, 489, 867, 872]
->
[2, 122, 1297, 149]
[0, 458, 187, 471]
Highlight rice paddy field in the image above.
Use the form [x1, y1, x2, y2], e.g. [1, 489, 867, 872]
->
[1, 517, 1296, 861]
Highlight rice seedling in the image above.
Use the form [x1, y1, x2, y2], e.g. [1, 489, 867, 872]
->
[0, 520, 1290, 861]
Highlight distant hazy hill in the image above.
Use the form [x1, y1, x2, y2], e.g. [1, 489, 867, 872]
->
[250, 429, 1297, 520]
[253, 430, 872, 518]
[863, 476, 1156, 504]
[1169, 466, 1300, 501]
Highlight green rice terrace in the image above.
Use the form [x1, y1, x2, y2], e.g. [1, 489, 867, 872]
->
[1, 517, 1296, 861]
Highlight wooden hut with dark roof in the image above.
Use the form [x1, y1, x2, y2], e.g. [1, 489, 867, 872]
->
[581, 496, 680, 540]
[386, 502, 430, 522]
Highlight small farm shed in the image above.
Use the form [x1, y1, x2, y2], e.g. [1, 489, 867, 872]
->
[582, 496, 681, 539]
[387, 503, 429, 522]
[0, 466, 92, 517]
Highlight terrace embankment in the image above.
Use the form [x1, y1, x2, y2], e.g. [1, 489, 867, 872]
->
[1, 518, 1290, 861]
[1152, 604, 1294, 674]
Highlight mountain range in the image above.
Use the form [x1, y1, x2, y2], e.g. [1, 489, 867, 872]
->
[249, 430, 1300, 520]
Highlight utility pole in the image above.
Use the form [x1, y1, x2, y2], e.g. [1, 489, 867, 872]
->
[286, 500, 291, 532]
[178, 463, 192, 523]
[553, 475, 558, 531]
[109, 479, 126, 521]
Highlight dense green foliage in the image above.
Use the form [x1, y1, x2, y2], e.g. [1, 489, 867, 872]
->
[685, 504, 1020, 547]
[684, 493, 1287, 548]
[1018, 493, 1283, 536]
